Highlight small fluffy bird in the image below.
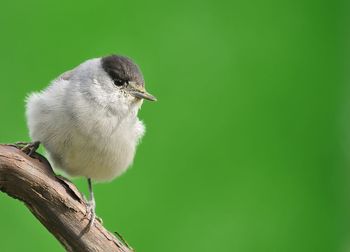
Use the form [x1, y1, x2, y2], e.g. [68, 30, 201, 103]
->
[25, 55, 156, 228]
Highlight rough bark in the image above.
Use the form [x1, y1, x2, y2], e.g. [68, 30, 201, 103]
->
[0, 144, 133, 252]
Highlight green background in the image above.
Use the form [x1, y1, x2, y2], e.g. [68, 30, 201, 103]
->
[0, 0, 349, 251]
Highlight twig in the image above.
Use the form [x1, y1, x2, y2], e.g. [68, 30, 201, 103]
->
[0, 144, 133, 252]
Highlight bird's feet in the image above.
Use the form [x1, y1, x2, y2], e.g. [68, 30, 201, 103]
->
[83, 198, 103, 231]
[15, 141, 40, 157]
[85, 198, 96, 230]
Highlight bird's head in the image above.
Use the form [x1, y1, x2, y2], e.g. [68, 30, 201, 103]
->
[66, 54, 156, 116]
[101, 55, 156, 102]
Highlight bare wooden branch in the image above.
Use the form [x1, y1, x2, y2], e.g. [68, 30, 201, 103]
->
[0, 144, 133, 252]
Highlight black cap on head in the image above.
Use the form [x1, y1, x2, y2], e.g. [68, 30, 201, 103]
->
[101, 55, 144, 86]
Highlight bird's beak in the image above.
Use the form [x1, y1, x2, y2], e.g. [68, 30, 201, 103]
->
[127, 81, 157, 101]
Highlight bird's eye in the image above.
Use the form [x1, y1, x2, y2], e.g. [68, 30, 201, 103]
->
[113, 79, 124, 86]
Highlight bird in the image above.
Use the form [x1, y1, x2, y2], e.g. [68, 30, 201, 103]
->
[24, 54, 156, 229]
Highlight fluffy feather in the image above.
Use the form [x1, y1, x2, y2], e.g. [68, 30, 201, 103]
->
[26, 58, 145, 181]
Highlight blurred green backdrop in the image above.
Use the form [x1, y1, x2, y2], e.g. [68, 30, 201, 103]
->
[0, 0, 349, 251]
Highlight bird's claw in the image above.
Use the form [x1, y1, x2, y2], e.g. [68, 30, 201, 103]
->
[15, 141, 40, 157]
[96, 215, 103, 225]
[82, 198, 102, 230]
[84, 199, 96, 230]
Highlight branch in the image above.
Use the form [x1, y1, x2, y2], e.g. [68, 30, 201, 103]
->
[0, 144, 133, 252]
